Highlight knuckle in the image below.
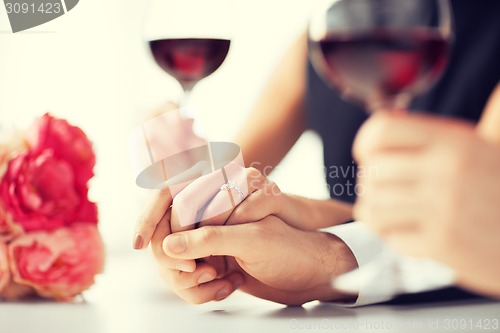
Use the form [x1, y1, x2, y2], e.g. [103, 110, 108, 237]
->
[266, 180, 281, 196]
[246, 167, 263, 182]
[246, 167, 260, 177]
[233, 204, 249, 221]
[200, 225, 219, 244]
[230, 205, 254, 225]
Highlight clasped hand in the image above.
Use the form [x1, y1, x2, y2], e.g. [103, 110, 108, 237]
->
[134, 166, 357, 305]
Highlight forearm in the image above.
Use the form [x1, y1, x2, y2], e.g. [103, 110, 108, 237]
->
[236, 33, 308, 172]
[278, 194, 353, 230]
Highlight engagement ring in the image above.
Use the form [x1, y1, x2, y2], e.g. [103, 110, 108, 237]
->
[220, 180, 244, 198]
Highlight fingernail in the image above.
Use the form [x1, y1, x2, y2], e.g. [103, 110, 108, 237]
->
[133, 234, 143, 250]
[165, 234, 187, 254]
[197, 273, 214, 284]
[215, 288, 231, 301]
[175, 261, 193, 273]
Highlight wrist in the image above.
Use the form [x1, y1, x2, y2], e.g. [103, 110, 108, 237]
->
[273, 191, 286, 217]
[276, 194, 311, 229]
[312, 231, 359, 303]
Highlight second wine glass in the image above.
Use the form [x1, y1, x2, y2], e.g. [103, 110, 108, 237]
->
[308, 0, 456, 295]
[309, 0, 452, 113]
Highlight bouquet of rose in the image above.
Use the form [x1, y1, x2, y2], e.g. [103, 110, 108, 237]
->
[0, 114, 104, 302]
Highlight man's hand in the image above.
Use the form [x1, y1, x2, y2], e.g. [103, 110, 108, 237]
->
[353, 113, 500, 297]
[151, 213, 357, 305]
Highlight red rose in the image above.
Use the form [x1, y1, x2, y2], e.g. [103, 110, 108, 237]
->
[9, 224, 104, 301]
[26, 113, 95, 190]
[0, 113, 98, 232]
[0, 150, 97, 232]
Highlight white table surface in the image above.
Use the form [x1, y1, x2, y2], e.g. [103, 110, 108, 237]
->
[2, 251, 500, 333]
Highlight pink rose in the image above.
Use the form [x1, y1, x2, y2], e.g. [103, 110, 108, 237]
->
[0, 150, 98, 232]
[9, 224, 104, 301]
[26, 113, 95, 189]
[0, 242, 31, 301]
[0, 240, 34, 300]
[0, 241, 9, 293]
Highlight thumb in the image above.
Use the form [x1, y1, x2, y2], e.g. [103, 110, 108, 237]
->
[162, 223, 262, 260]
[477, 83, 500, 144]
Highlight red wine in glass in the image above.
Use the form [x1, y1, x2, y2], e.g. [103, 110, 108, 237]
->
[149, 38, 231, 90]
[312, 29, 449, 111]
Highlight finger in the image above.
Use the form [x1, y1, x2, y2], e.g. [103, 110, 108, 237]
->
[353, 113, 429, 160]
[151, 209, 196, 272]
[195, 188, 236, 228]
[357, 154, 422, 184]
[162, 222, 266, 260]
[226, 189, 277, 225]
[198, 173, 248, 227]
[353, 113, 472, 160]
[159, 262, 219, 290]
[384, 232, 431, 258]
[202, 256, 229, 278]
[175, 271, 245, 304]
[134, 188, 173, 250]
[198, 167, 266, 226]
[354, 187, 424, 235]
[171, 164, 254, 231]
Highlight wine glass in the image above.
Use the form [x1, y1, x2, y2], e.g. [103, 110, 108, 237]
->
[143, 0, 232, 119]
[309, 0, 452, 113]
[308, 0, 455, 294]
[143, 0, 232, 172]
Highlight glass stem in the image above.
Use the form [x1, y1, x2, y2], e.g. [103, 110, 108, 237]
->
[179, 86, 195, 119]
[368, 94, 411, 114]
[179, 83, 216, 173]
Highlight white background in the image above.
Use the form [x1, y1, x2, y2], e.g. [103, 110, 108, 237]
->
[0, 0, 329, 253]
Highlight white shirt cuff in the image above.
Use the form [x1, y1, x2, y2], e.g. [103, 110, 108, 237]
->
[323, 222, 455, 307]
